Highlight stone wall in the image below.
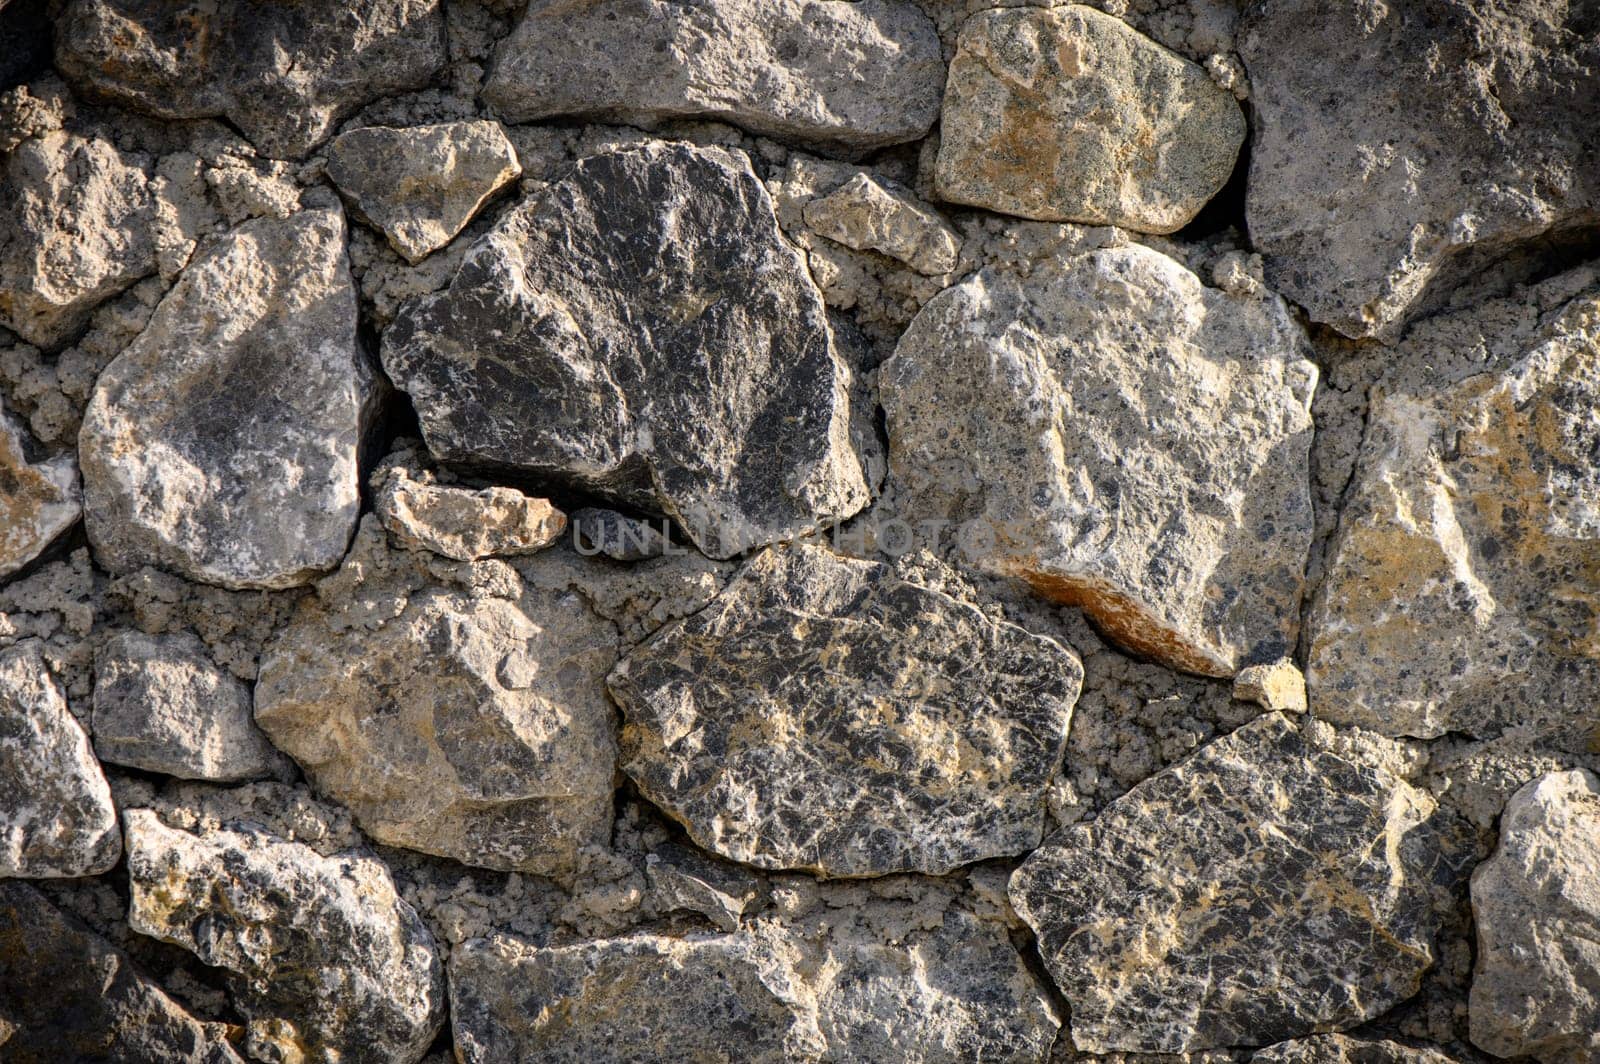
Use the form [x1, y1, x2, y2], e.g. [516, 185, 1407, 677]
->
[1, 1, 1598, 1062]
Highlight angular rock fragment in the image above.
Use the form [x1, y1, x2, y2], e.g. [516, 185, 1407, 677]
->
[1011, 714, 1452, 1053]
[610, 544, 1081, 877]
[326, 121, 521, 263]
[80, 207, 375, 590]
[0, 882, 244, 1064]
[646, 842, 764, 932]
[0, 400, 79, 580]
[55, 0, 447, 159]
[0, 641, 119, 878]
[802, 172, 960, 276]
[1251, 1035, 1467, 1063]
[383, 142, 869, 559]
[571, 508, 672, 562]
[92, 630, 285, 781]
[482, 0, 943, 152]
[882, 243, 1317, 677]
[1241, 0, 1600, 340]
[1234, 659, 1307, 714]
[936, 6, 1245, 232]
[376, 464, 565, 562]
[125, 808, 446, 1064]
[1469, 769, 1600, 1064]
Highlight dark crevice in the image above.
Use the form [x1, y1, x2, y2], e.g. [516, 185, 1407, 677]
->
[0, 0, 51, 93]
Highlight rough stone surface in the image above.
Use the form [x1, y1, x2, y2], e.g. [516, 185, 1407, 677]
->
[482, 0, 943, 152]
[375, 462, 566, 562]
[91, 630, 286, 781]
[327, 120, 520, 263]
[1469, 769, 1600, 1064]
[1234, 659, 1307, 714]
[936, 5, 1245, 232]
[1012, 714, 1454, 1053]
[383, 142, 869, 559]
[645, 842, 765, 932]
[0, 881, 244, 1064]
[570, 508, 672, 562]
[802, 172, 960, 276]
[612, 543, 1081, 876]
[0, 399, 78, 579]
[0, 640, 119, 879]
[55, 0, 447, 159]
[1251, 1035, 1468, 1063]
[80, 207, 375, 590]
[124, 806, 446, 1064]
[882, 243, 1317, 677]
[1241, 0, 1600, 341]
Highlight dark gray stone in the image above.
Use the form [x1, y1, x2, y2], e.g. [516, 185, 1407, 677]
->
[571, 508, 672, 562]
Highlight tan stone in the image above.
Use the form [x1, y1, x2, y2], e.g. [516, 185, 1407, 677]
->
[1234, 659, 1307, 714]
[376, 465, 565, 562]
[0, 400, 78, 579]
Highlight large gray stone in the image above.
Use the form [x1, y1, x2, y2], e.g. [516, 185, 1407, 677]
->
[1251, 1035, 1468, 1063]
[0, 641, 119, 879]
[0, 399, 79, 580]
[1241, 0, 1600, 341]
[935, 6, 1245, 232]
[80, 207, 375, 590]
[382, 142, 869, 560]
[125, 807, 446, 1064]
[610, 544, 1081, 877]
[482, 0, 943, 152]
[55, 0, 447, 159]
[882, 243, 1317, 677]
[1469, 769, 1600, 1064]
[1011, 714, 1455, 1053]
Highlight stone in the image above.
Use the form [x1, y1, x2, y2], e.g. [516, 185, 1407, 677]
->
[254, 520, 620, 876]
[326, 121, 521, 263]
[570, 508, 672, 562]
[1241, 0, 1600, 341]
[91, 630, 286, 781]
[482, 0, 943, 152]
[0, 399, 79, 579]
[1234, 659, 1307, 714]
[80, 207, 376, 590]
[645, 842, 765, 932]
[0, 641, 119, 879]
[881, 243, 1317, 677]
[801, 172, 960, 276]
[1306, 277, 1600, 741]
[382, 142, 870, 559]
[124, 807, 446, 1064]
[1468, 769, 1600, 1064]
[55, 0, 447, 159]
[936, 6, 1245, 232]
[1011, 713, 1453, 1053]
[610, 543, 1082, 877]
[0, 882, 244, 1064]
[376, 464, 566, 562]
[1251, 1035, 1468, 1063]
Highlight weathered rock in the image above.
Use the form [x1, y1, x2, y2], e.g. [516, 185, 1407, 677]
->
[610, 543, 1081, 877]
[1469, 769, 1600, 1064]
[482, 0, 943, 152]
[1306, 278, 1600, 741]
[882, 243, 1317, 677]
[1241, 0, 1600, 340]
[55, 0, 447, 159]
[1011, 714, 1452, 1053]
[92, 630, 286, 781]
[0, 881, 244, 1064]
[571, 508, 672, 562]
[1234, 659, 1307, 714]
[645, 841, 765, 932]
[326, 121, 521, 263]
[80, 207, 375, 590]
[254, 520, 620, 875]
[0, 400, 79, 579]
[936, 6, 1245, 232]
[382, 142, 869, 559]
[376, 464, 566, 562]
[0, 640, 119, 878]
[802, 172, 960, 276]
[1251, 1035, 1468, 1063]
[124, 807, 446, 1064]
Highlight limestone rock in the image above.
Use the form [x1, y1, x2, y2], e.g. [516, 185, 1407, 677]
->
[1469, 769, 1600, 1064]
[91, 630, 286, 781]
[802, 172, 960, 276]
[1306, 279, 1600, 741]
[0, 400, 79, 580]
[55, 0, 447, 159]
[645, 842, 765, 932]
[254, 521, 620, 875]
[0, 641, 119, 879]
[1241, 0, 1600, 340]
[571, 508, 672, 562]
[1234, 659, 1307, 714]
[376, 465, 566, 562]
[326, 121, 521, 263]
[882, 243, 1317, 677]
[382, 142, 869, 559]
[1251, 1035, 1468, 1063]
[0, 882, 244, 1064]
[80, 207, 375, 590]
[124, 807, 446, 1064]
[610, 543, 1081, 877]
[1011, 713, 1452, 1053]
[482, 0, 943, 152]
[936, 6, 1245, 232]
